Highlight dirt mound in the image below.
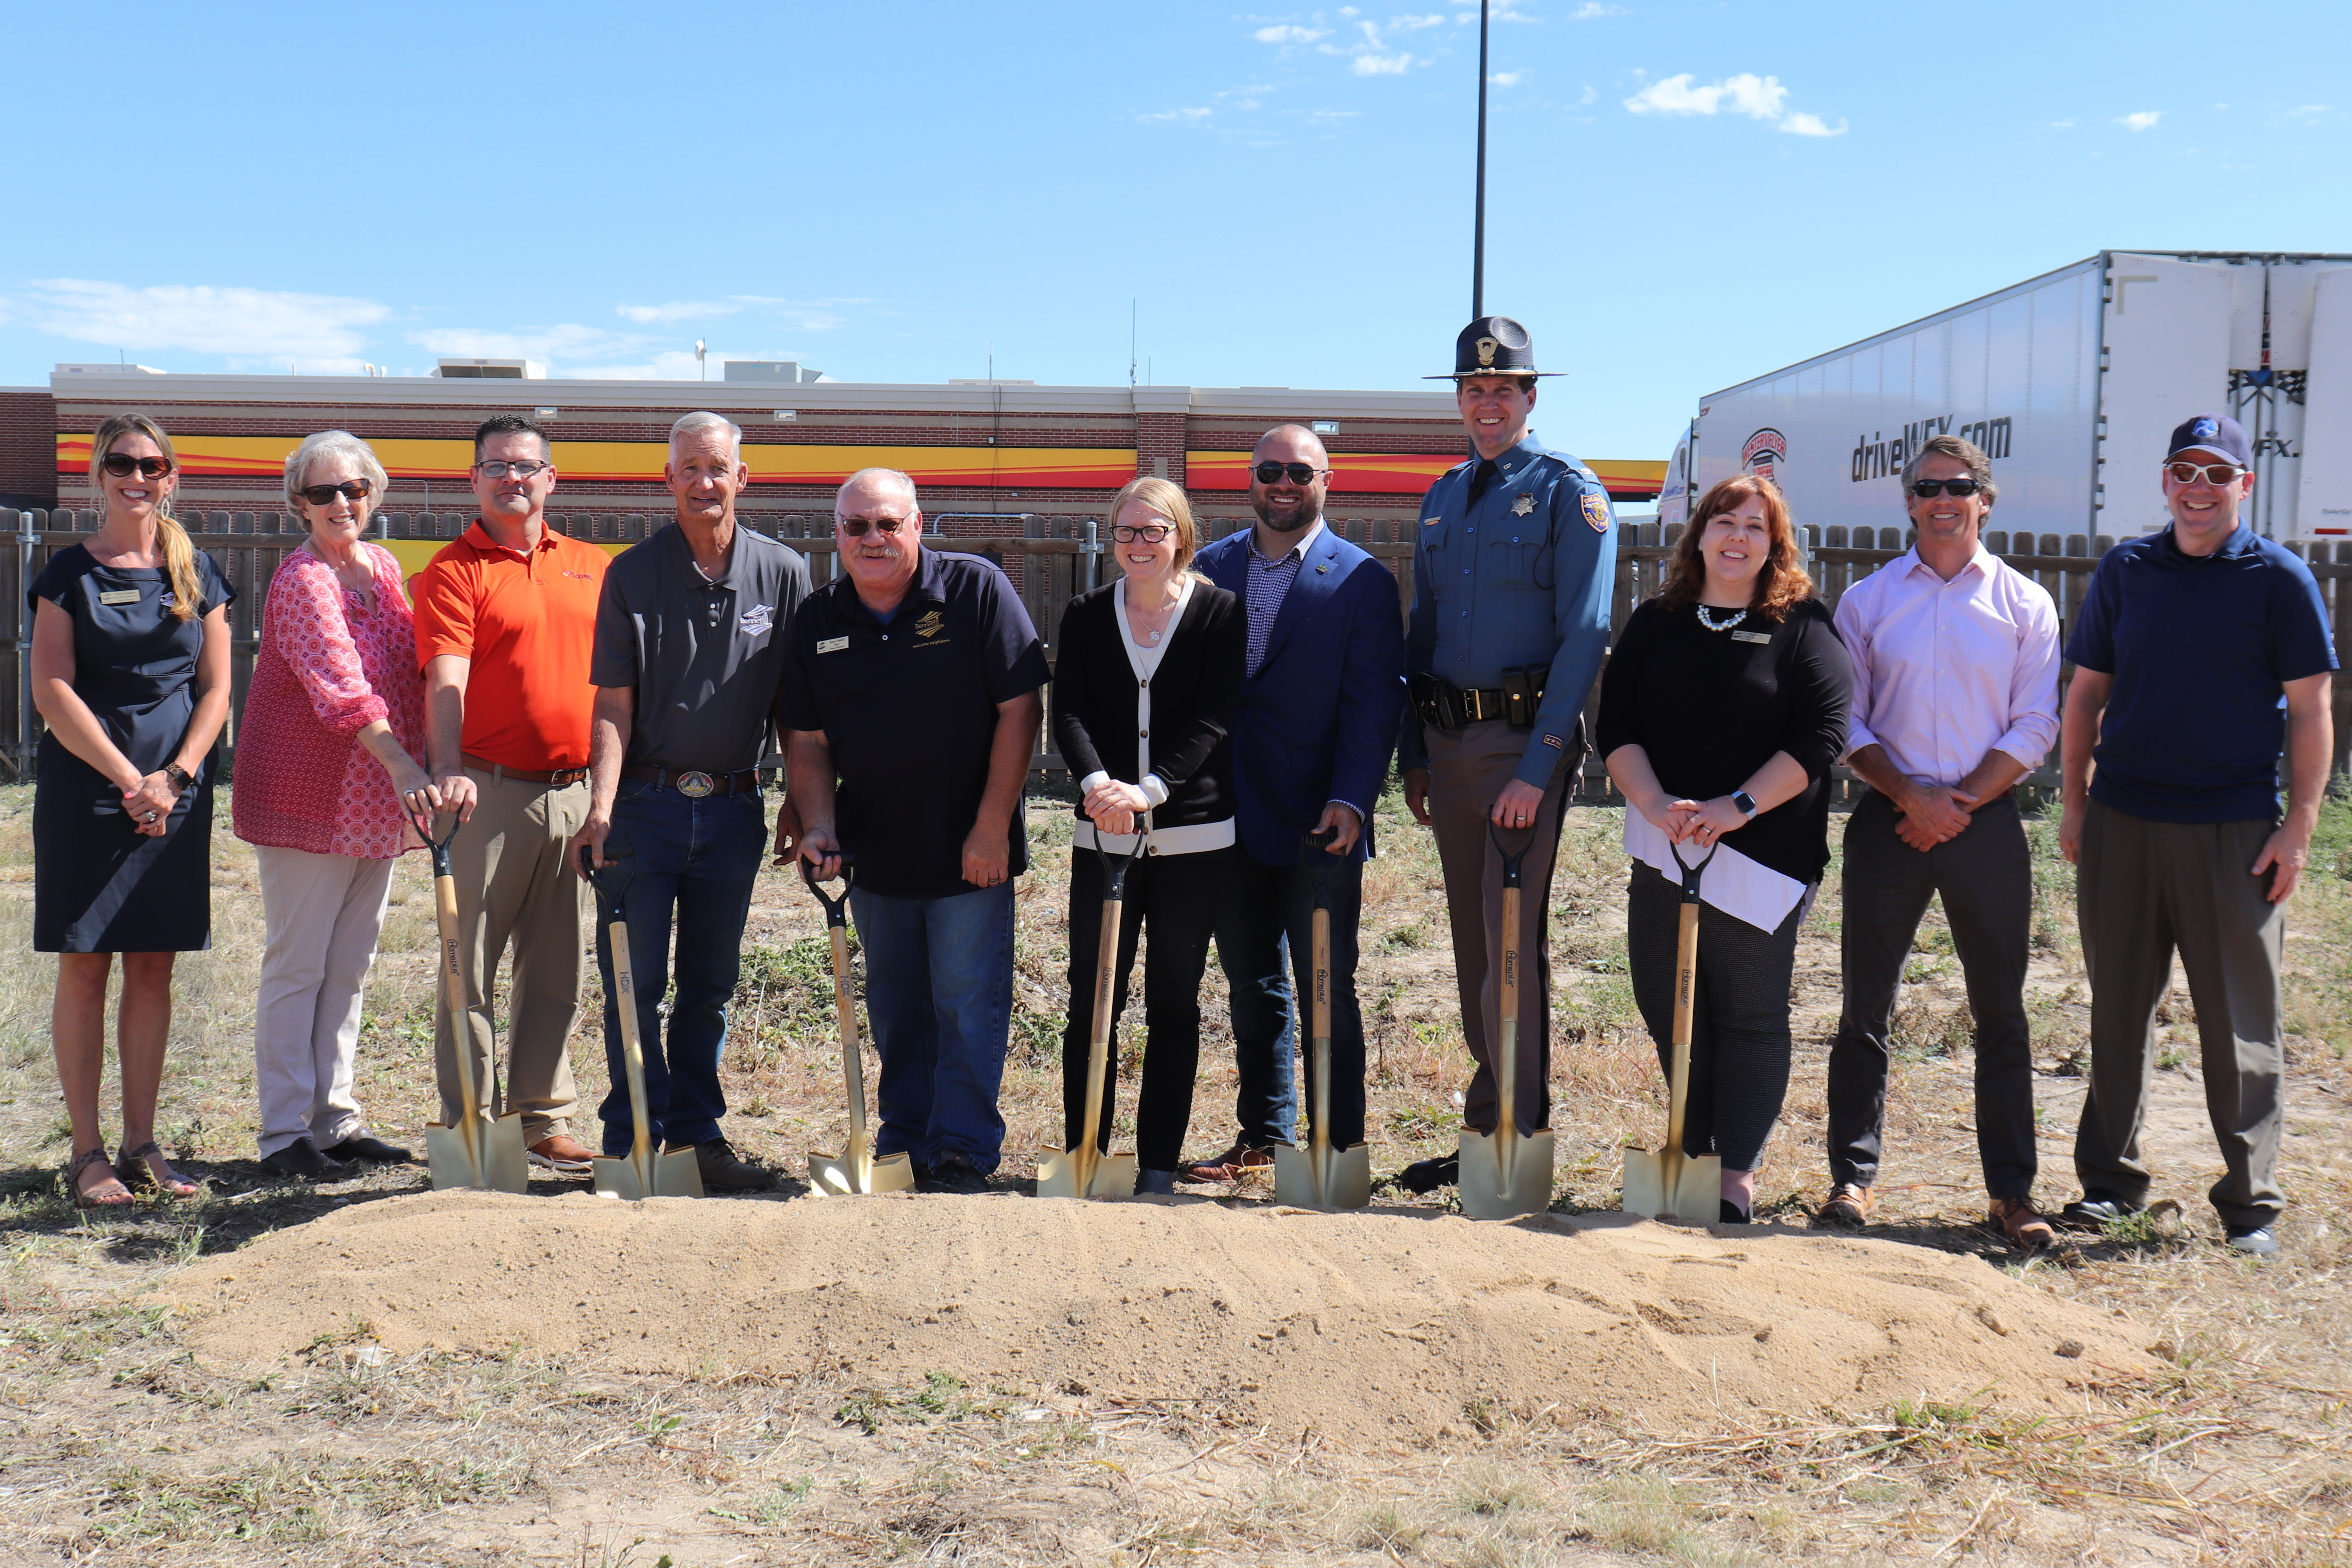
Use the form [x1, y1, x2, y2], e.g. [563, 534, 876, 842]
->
[169, 1191, 2148, 1443]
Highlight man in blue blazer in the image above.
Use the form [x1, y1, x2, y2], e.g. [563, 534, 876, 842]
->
[1180, 423, 1405, 1182]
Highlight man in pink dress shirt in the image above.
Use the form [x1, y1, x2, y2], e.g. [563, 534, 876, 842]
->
[1819, 434, 2061, 1248]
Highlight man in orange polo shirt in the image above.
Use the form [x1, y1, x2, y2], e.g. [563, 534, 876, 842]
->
[413, 414, 607, 1174]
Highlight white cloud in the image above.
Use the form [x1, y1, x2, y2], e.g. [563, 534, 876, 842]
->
[1577, 82, 1596, 105]
[2286, 104, 2331, 121]
[1570, 2, 1625, 14]
[1352, 51, 1419, 73]
[2116, 110, 2161, 131]
[1388, 12, 1446, 28]
[1488, 71, 1525, 86]
[1139, 105, 1214, 122]
[2050, 119, 2076, 129]
[1254, 23, 1329, 43]
[616, 299, 736, 325]
[1623, 71, 1843, 136]
[613, 296, 850, 331]
[15, 279, 389, 358]
[411, 324, 642, 365]
[1778, 110, 1845, 138]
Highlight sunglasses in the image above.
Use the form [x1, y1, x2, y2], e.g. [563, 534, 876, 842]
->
[100, 453, 175, 479]
[474, 459, 551, 480]
[299, 479, 374, 507]
[837, 515, 913, 537]
[1111, 523, 1172, 544]
[1252, 461, 1326, 486]
[1907, 478, 1984, 498]
[2166, 461, 2246, 486]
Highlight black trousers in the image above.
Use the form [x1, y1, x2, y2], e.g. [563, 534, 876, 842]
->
[1060, 844, 1230, 1171]
[1825, 791, 2037, 1198]
[1627, 860, 1807, 1172]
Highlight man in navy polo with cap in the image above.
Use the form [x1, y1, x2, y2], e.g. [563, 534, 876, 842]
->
[1396, 316, 1618, 1194]
[780, 467, 1048, 1194]
[2058, 413, 2335, 1257]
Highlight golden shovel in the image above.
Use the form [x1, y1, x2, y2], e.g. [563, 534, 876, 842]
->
[1622, 841, 1722, 1222]
[1458, 818, 1556, 1220]
[1037, 833, 1143, 1200]
[423, 817, 530, 1194]
[1275, 830, 1370, 1209]
[802, 859, 914, 1197]
[580, 847, 702, 1201]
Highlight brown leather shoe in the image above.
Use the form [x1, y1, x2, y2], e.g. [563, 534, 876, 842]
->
[527, 1134, 597, 1176]
[1181, 1142, 1275, 1183]
[1816, 1182, 1874, 1229]
[1989, 1195, 2056, 1250]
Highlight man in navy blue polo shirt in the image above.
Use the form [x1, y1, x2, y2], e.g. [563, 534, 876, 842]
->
[2058, 413, 2336, 1257]
[777, 468, 1048, 1194]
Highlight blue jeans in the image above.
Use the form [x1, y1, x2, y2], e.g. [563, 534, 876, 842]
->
[850, 881, 1016, 1173]
[590, 782, 766, 1154]
[1215, 852, 1367, 1150]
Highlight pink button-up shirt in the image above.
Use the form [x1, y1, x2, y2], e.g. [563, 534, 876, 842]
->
[1833, 544, 2060, 787]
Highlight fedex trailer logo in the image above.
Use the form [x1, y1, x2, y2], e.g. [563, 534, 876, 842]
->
[1741, 428, 1787, 481]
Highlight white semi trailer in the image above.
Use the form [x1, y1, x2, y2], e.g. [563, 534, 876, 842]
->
[1680, 251, 2352, 544]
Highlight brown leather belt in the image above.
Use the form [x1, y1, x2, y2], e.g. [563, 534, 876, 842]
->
[463, 753, 589, 788]
[620, 762, 762, 797]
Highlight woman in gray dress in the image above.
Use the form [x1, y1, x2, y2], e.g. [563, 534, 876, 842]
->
[32, 413, 234, 1206]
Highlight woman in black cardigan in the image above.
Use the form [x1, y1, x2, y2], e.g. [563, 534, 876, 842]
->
[1052, 476, 1244, 1194]
[1596, 475, 1852, 1221]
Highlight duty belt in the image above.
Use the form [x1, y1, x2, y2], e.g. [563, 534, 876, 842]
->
[620, 762, 762, 797]
[1410, 666, 1547, 731]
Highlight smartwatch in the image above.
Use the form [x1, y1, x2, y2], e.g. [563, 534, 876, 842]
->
[1730, 789, 1758, 819]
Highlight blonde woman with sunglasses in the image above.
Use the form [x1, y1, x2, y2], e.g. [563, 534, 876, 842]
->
[30, 414, 234, 1207]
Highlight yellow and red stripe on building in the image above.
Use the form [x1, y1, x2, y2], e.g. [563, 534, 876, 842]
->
[1183, 451, 1666, 500]
[58, 435, 1138, 491]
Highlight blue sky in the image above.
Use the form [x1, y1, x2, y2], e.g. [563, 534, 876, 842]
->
[3, 0, 2347, 460]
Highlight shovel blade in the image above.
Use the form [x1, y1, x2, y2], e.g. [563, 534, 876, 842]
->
[423, 1112, 530, 1195]
[808, 1148, 915, 1197]
[1457, 1127, 1555, 1221]
[1036, 1148, 1138, 1200]
[1272, 1141, 1373, 1210]
[593, 1148, 707, 1202]
[1621, 1147, 1721, 1222]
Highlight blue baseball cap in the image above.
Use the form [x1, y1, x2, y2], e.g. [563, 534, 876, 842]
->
[2165, 413, 2253, 468]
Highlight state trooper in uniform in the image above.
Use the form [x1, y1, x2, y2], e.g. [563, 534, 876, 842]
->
[1397, 317, 1618, 1193]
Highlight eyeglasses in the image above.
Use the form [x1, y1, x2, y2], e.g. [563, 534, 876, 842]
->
[1111, 523, 1173, 544]
[837, 515, 913, 537]
[474, 459, 551, 480]
[2165, 461, 2245, 486]
[100, 453, 175, 479]
[1252, 461, 1327, 486]
[1907, 478, 1984, 498]
[299, 479, 374, 507]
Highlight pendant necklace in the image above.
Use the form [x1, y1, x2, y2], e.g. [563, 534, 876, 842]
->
[1696, 604, 1748, 633]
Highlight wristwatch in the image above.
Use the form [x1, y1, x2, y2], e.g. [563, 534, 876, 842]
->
[1730, 789, 1758, 819]
[163, 763, 193, 791]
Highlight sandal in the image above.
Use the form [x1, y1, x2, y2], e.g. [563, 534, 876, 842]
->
[117, 1141, 199, 1200]
[66, 1147, 133, 1208]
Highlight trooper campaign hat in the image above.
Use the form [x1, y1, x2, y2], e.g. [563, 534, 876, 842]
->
[1427, 315, 1562, 380]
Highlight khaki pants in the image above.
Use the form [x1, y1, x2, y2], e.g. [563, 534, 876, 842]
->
[254, 846, 395, 1159]
[432, 766, 589, 1140]
[1427, 720, 1574, 1136]
[2075, 798, 2286, 1227]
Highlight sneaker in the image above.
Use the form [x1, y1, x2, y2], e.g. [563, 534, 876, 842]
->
[1397, 1154, 1459, 1194]
[1989, 1195, 2057, 1250]
[260, 1137, 347, 1181]
[2224, 1224, 2279, 1257]
[2058, 1189, 2145, 1229]
[1816, 1182, 1874, 1229]
[322, 1134, 414, 1165]
[527, 1134, 597, 1176]
[1180, 1142, 1274, 1182]
[919, 1154, 992, 1195]
[671, 1138, 777, 1193]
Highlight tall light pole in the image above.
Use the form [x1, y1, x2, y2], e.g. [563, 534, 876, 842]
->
[1472, 0, 1488, 319]
[694, 339, 707, 381]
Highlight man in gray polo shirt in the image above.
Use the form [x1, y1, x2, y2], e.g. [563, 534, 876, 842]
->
[576, 411, 810, 1190]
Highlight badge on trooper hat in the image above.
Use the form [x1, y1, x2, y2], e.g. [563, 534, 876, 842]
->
[1427, 315, 1563, 380]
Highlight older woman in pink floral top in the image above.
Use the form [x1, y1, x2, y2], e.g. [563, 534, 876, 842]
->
[233, 432, 439, 1180]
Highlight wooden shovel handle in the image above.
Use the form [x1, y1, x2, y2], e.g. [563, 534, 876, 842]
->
[1664, 899, 1701, 1160]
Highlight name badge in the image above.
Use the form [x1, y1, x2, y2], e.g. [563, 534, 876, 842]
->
[817, 636, 850, 654]
[1730, 629, 1771, 644]
[98, 589, 141, 605]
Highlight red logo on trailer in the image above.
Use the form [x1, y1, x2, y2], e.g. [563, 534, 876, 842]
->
[1741, 429, 1787, 482]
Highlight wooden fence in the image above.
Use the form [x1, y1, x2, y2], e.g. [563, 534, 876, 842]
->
[5, 507, 2349, 809]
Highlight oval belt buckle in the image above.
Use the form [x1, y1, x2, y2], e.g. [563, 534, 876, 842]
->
[675, 770, 715, 799]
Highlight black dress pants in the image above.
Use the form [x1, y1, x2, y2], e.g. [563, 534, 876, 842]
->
[1824, 791, 2037, 1198]
[1060, 844, 1230, 1171]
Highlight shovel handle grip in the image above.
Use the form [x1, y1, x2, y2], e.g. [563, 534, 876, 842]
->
[800, 855, 856, 926]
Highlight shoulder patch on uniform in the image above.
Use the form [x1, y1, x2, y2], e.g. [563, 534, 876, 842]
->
[1581, 492, 1610, 532]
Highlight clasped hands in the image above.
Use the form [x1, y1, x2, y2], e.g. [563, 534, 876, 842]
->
[1891, 783, 1979, 852]
[119, 771, 181, 837]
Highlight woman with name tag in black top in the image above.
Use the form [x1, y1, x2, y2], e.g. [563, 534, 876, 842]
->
[1595, 475, 1850, 1221]
[30, 414, 234, 1207]
[1052, 476, 1245, 1195]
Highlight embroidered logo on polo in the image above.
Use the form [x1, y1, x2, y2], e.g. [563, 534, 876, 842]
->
[740, 603, 774, 636]
[1581, 492, 1610, 532]
[914, 610, 946, 639]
